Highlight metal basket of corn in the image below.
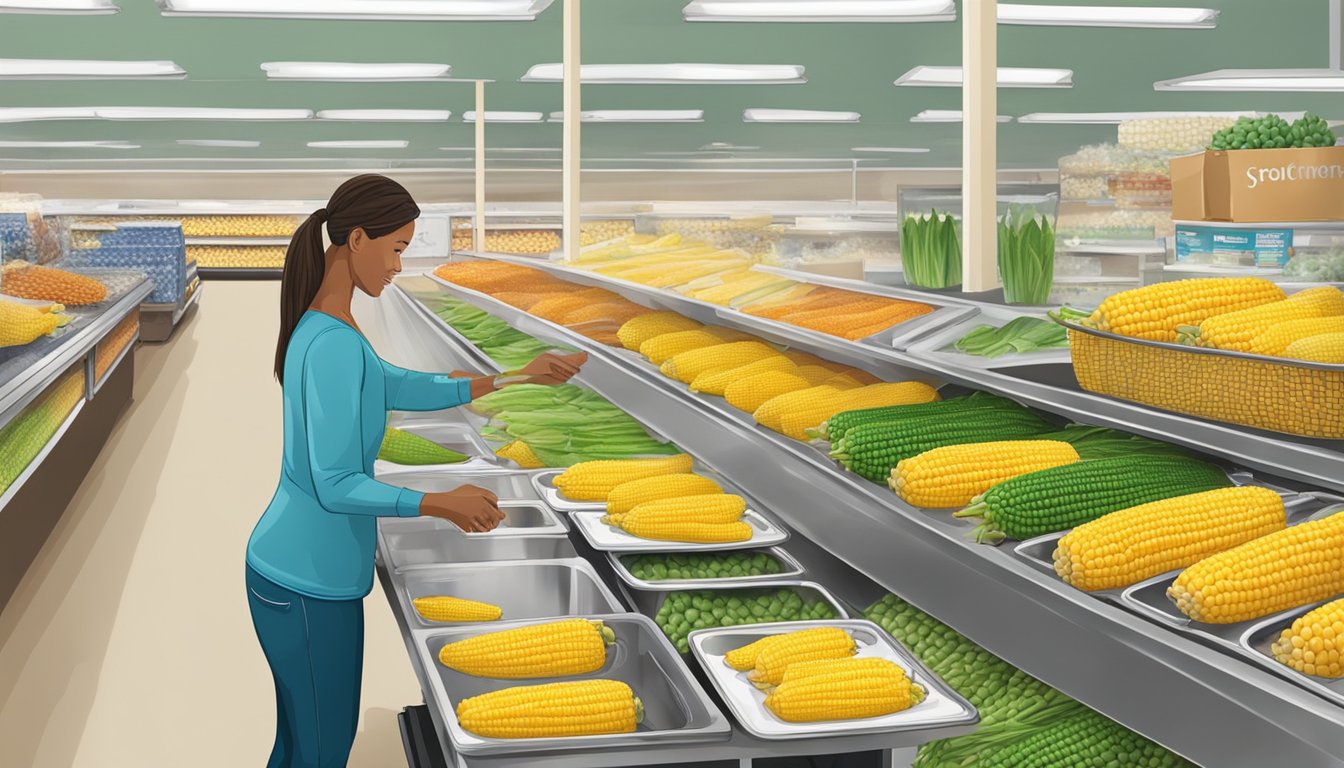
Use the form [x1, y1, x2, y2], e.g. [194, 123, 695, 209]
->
[1055, 317, 1344, 439]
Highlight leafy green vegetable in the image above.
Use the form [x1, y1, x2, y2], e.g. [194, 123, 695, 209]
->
[902, 210, 962, 289]
[997, 206, 1055, 306]
[952, 316, 1068, 358]
[1210, 112, 1336, 151]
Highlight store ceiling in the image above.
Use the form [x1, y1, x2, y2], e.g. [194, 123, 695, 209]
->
[0, 0, 1338, 169]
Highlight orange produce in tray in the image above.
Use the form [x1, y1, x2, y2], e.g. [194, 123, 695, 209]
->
[1, 261, 107, 306]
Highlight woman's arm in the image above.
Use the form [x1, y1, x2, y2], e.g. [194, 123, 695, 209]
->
[384, 351, 588, 409]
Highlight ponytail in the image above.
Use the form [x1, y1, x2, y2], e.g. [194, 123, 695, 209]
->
[273, 174, 420, 383]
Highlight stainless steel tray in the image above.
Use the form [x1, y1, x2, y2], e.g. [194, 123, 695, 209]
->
[607, 546, 805, 591]
[620, 579, 851, 625]
[1241, 605, 1344, 710]
[413, 613, 731, 756]
[530, 467, 741, 513]
[376, 500, 566, 540]
[688, 620, 977, 740]
[379, 518, 576, 571]
[378, 468, 542, 502]
[571, 509, 789, 553]
[901, 305, 1072, 370]
[392, 558, 625, 630]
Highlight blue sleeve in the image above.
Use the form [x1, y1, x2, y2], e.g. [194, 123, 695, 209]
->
[303, 330, 423, 518]
[381, 359, 472, 412]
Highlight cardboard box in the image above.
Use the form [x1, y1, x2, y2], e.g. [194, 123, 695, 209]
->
[1170, 146, 1344, 223]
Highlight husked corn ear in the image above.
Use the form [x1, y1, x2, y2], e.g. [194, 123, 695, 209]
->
[1090, 277, 1286, 342]
[1187, 286, 1344, 351]
[724, 372, 812, 413]
[746, 628, 857, 687]
[724, 636, 776, 671]
[618, 312, 702, 351]
[620, 493, 746, 524]
[776, 382, 941, 441]
[1168, 511, 1344, 624]
[456, 679, 640, 739]
[1055, 486, 1286, 592]
[413, 596, 503, 623]
[1, 261, 107, 306]
[793, 365, 840, 385]
[835, 368, 883, 385]
[1284, 332, 1344, 363]
[689, 355, 796, 395]
[640, 330, 729, 364]
[605, 474, 724, 514]
[891, 440, 1081, 509]
[495, 440, 545, 469]
[754, 386, 846, 431]
[608, 516, 752, 544]
[379, 427, 470, 465]
[764, 658, 923, 722]
[661, 341, 778, 384]
[1272, 598, 1344, 678]
[822, 374, 865, 390]
[554, 455, 695, 501]
[438, 619, 615, 679]
[0, 298, 69, 348]
[1249, 317, 1344, 357]
[780, 350, 837, 369]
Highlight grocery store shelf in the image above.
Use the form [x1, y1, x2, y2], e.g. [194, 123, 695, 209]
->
[197, 267, 283, 280]
[185, 237, 292, 246]
[0, 397, 86, 515]
[92, 331, 139, 396]
[404, 275, 1344, 768]
[141, 282, 204, 343]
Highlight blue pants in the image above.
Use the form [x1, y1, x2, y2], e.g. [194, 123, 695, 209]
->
[247, 565, 364, 768]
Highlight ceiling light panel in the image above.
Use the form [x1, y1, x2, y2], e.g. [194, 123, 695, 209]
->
[97, 107, 311, 120]
[852, 146, 931, 153]
[1154, 69, 1344, 92]
[743, 108, 860, 123]
[176, 139, 261, 147]
[0, 58, 184, 79]
[262, 61, 451, 81]
[896, 65, 1073, 88]
[308, 140, 409, 149]
[1018, 110, 1255, 124]
[0, 140, 137, 148]
[0, 0, 118, 14]
[998, 4, 1218, 28]
[548, 110, 705, 123]
[683, 0, 955, 22]
[911, 109, 1012, 123]
[0, 107, 99, 122]
[157, 0, 554, 20]
[316, 109, 450, 122]
[522, 63, 806, 84]
[463, 111, 544, 122]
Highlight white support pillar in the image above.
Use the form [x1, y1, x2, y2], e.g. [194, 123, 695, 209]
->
[1331, 0, 1341, 70]
[474, 80, 486, 254]
[961, 0, 998, 292]
[562, 0, 581, 263]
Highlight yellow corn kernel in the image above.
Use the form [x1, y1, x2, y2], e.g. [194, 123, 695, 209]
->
[1090, 277, 1286, 342]
[1271, 598, 1344, 678]
[764, 658, 923, 722]
[605, 474, 724, 515]
[609, 516, 752, 544]
[619, 493, 746, 524]
[0, 298, 69, 348]
[753, 386, 847, 431]
[689, 355, 797, 396]
[1283, 332, 1344, 364]
[746, 628, 857, 688]
[1249, 317, 1344, 357]
[661, 341, 779, 384]
[617, 312, 702, 351]
[1191, 286, 1344, 351]
[724, 636, 777, 671]
[456, 679, 641, 739]
[413, 596, 503, 623]
[438, 619, 614, 679]
[891, 440, 1081, 509]
[495, 440, 545, 469]
[723, 372, 813, 414]
[775, 382, 941, 441]
[554, 455, 695, 501]
[640, 330, 730, 365]
[1168, 510, 1344, 624]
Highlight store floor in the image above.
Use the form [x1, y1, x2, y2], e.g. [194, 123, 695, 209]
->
[0, 281, 421, 768]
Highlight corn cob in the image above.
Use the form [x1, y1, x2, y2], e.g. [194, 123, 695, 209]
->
[746, 627, 857, 687]
[640, 330, 730, 365]
[781, 299, 893, 326]
[617, 493, 747, 524]
[553, 455, 694, 501]
[753, 386, 848, 431]
[608, 516, 753, 544]
[495, 440, 545, 469]
[0, 298, 69, 348]
[725, 635, 780, 671]
[723, 372, 813, 413]
[1284, 332, 1344, 363]
[617, 311, 702, 351]
[1169, 511, 1344, 624]
[413, 596, 503, 623]
[890, 440, 1081, 509]
[735, 282, 817, 310]
[1, 261, 107, 306]
[792, 365, 840, 385]
[1089, 277, 1286, 342]
[438, 619, 615, 679]
[834, 368, 883, 385]
[689, 355, 796, 395]
[831, 409, 1055, 483]
[1054, 486, 1286, 592]
[839, 303, 936, 340]
[956, 455, 1232, 544]
[1271, 598, 1344, 678]
[776, 382, 941, 441]
[378, 427, 470, 465]
[1249, 316, 1344, 357]
[560, 301, 650, 327]
[816, 391, 1026, 443]
[1183, 286, 1344, 351]
[764, 658, 923, 722]
[780, 349, 839, 369]
[456, 679, 641, 739]
[977, 706, 1194, 768]
[661, 341, 779, 384]
[605, 473, 724, 514]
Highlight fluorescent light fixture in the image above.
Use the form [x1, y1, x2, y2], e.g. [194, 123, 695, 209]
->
[998, 4, 1218, 28]
[316, 109, 450, 122]
[0, 58, 184, 79]
[548, 110, 705, 123]
[683, 0, 955, 23]
[308, 140, 409, 149]
[0, 0, 118, 13]
[0, 107, 98, 122]
[157, 0, 555, 21]
[439, 146, 561, 153]
[851, 146, 931, 153]
[1018, 110, 1255, 124]
[701, 142, 760, 150]
[896, 65, 1073, 88]
[176, 139, 261, 147]
[522, 63, 806, 84]
[0, 140, 137, 148]
[1154, 69, 1344, 92]
[97, 107, 312, 120]
[463, 111, 544, 123]
[262, 61, 450, 81]
[911, 109, 1012, 123]
[743, 108, 860, 123]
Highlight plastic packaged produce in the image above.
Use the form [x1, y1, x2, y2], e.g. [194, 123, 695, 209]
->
[1, 261, 107, 305]
[0, 370, 85, 495]
[93, 310, 138, 381]
[189, 245, 287, 269]
[623, 551, 785, 581]
[0, 298, 70, 348]
[1055, 206, 1174, 242]
[654, 587, 839, 653]
[1118, 115, 1239, 153]
[179, 215, 302, 238]
[1284, 247, 1344, 282]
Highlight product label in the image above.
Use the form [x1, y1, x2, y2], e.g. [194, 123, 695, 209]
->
[1175, 225, 1293, 268]
[1245, 162, 1344, 189]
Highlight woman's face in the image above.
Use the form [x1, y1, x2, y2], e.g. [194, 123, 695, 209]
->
[347, 220, 415, 297]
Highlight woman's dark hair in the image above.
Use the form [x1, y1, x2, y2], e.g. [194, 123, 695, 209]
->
[274, 174, 420, 382]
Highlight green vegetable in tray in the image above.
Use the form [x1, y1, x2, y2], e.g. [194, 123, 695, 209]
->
[654, 588, 838, 654]
[1209, 112, 1336, 151]
[625, 551, 784, 582]
[952, 316, 1069, 358]
[431, 297, 573, 368]
[1284, 247, 1344, 283]
[901, 211, 962, 289]
[997, 206, 1055, 306]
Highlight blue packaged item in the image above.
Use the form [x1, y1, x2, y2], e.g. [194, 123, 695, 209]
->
[1175, 224, 1293, 268]
[0, 212, 35, 261]
[65, 220, 188, 303]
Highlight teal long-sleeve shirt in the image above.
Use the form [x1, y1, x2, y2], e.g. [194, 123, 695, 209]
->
[247, 311, 472, 600]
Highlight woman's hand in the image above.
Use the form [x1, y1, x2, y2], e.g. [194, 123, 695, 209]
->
[420, 485, 505, 533]
[518, 351, 588, 386]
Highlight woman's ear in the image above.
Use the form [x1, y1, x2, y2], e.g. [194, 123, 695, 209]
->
[348, 227, 365, 253]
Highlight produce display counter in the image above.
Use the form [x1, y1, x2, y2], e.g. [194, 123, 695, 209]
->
[388, 268, 1344, 768]
[140, 277, 202, 342]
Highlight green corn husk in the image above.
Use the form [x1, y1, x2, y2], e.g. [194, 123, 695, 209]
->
[902, 210, 962, 289]
[997, 206, 1055, 306]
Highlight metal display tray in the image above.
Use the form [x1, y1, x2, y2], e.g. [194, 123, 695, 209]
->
[412, 613, 732, 756]
[376, 500, 567, 541]
[571, 509, 789, 553]
[688, 620, 977, 740]
[391, 558, 626, 630]
[530, 467, 739, 513]
[607, 546, 806, 591]
[619, 579, 851, 625]
[1242, 606, 1344, 710]
[379, 519, 576, 572]
[378, 468, 542, 502]
[900, 304, 1072, 369]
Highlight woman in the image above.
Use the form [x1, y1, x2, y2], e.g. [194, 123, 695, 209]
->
[246, 174, 584, 768]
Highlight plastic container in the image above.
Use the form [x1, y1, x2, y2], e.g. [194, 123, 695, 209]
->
[767, 220, 901, 268]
